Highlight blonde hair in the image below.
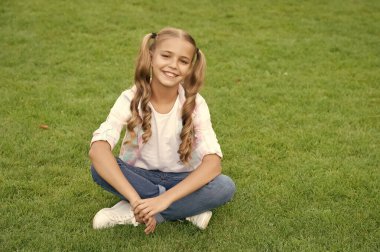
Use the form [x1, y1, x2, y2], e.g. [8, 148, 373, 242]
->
[126, 27, 206, 164]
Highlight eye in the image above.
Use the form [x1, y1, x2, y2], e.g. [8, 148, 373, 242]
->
[161, 54, 169, 58]
[180, 60, 190, 65]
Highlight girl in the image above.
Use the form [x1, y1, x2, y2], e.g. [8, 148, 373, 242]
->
[89, 27, 235, 235]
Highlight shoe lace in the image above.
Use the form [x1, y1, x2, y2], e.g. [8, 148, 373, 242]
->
[107, 211, 138, 226]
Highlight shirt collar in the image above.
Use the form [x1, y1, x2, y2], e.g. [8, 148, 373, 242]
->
[133, 84, 187, 116]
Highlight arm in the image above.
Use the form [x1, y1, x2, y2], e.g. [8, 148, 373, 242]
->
[89, 141, 157, 234]
[164, 154, 221, 203]
[89, 140, 141, 204]
[134, 154, 221, 219]
[89, 89, 143, 205]
[90, 89, 158, 234]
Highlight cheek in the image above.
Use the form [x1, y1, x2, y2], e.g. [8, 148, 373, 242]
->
[152, 55, 165, 66]
[151, 58, 160, 68]
[181, 65, 192, 76]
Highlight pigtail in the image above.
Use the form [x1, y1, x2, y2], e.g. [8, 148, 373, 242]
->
[126, 33, 155, 142]
[178, 49, 206, 163]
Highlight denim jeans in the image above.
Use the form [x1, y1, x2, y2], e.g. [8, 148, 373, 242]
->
[91, 157, 236, 223]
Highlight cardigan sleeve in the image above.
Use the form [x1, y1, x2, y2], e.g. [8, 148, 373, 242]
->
[91, 89, 135, 150]
[192, 95, 223, 161]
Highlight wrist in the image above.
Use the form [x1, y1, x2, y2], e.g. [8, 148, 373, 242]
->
[159, 191, 175, 205]
[129, 197, 140, 209]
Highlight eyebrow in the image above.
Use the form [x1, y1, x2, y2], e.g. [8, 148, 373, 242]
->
[160, 50, 191, 61]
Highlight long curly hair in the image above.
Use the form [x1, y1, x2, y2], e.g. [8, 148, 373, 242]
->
[126, 27, 206, 164]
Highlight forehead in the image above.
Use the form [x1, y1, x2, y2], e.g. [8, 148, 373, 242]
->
[155, 37, 195, 58]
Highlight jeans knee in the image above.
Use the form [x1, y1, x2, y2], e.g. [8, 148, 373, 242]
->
[213, 174, 236, 203]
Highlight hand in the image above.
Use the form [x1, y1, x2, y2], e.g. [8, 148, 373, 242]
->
[131, 200, 156, 234]
[144, 216, 156, 235]
[130, 200, 144, 224]
[134, 195, 171, 221]
[134, 213, 144, 224]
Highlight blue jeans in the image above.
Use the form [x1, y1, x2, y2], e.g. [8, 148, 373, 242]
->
[91, 157, 236, 223]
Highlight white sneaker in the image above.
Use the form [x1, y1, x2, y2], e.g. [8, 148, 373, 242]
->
[93, 200, 139, 229]
[186, 211, 212, 230]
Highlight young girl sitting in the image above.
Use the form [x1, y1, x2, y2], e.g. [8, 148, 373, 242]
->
[89, 27, 236, 235]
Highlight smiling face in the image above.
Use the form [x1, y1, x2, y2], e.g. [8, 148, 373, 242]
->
[150, 37, 195, 89]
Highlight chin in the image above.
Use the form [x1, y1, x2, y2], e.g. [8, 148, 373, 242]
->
[158, 78, 180, 88]
[161, 82, 180, 88]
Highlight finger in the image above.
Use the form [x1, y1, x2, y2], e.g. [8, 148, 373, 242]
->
[133, 199, 145, 208]
[150, 222, 156, 233]
[136, 217, 144, 224]
[134, 205, 146, 215]
[147, 224, 155, 235]
[149, 209, 159, 217]
[134, 203, 145, 212]
[133, 205, 140, 214]
[134, 202, 149, 214]
[143, 211, 152, 222]
[131, 200, 139, 210]
[144, 218, 154, 233]
[143, 209, 157, 220]
[144, 223, 153, 235]
[134, 214, 144, 224]
[139, 208, 148, 217]
[139, 208, 152, 219]
[144, 226, 150, 235]
[148, 226, 155, 235]
[139, 212, 148, 220]
[146, 217, 153, 226]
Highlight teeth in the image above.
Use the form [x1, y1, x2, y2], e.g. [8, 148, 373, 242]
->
[164, 71, 177, 78]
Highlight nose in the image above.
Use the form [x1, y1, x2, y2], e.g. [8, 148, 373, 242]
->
[168, 58, 178, 69]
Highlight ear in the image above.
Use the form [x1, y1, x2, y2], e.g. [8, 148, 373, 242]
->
[149, 50, 153, 60]
[187, 62, 196, 75]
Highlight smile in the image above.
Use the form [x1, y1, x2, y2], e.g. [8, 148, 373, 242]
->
[163, 71, 178, 78]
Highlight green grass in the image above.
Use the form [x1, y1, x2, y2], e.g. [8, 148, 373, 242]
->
[1, 0, 379, 251]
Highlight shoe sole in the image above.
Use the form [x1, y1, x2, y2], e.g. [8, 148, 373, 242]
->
[200, 212, 212, 230]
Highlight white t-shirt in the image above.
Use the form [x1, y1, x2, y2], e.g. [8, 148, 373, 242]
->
[91, 85, 222, 172]
[134, 97, 182, 170]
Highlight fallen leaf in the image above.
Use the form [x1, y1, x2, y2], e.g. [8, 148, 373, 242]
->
[39, 124, 49, 129]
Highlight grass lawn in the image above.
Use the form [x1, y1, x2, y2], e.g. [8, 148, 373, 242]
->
[1, 0, 379, 251]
